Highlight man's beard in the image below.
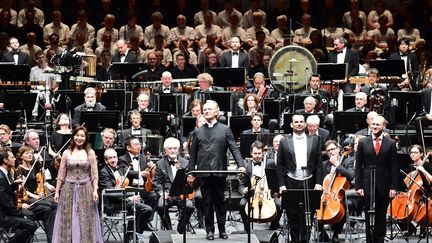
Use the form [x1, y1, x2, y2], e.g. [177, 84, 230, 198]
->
[86, 100, 96, 108]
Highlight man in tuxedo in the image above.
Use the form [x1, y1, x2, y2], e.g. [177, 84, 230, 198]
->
[305, 115, 330, 151]
[220, 36, 249, 71]
[111, 39, 138, 63]
[72, 87, 106, 127]
[0, 37, 30, 65]
[153, 137, 194, 233]
[241, 112, 270, 134]
[303, 74, 330, 100]
[277, 114, 323, 242]
[120, 110, 152, 148]
[415, 87, 432, 147]
[99, 148, 153, 238]
[187, 100, 246, 240]
[0, 148, 37, 243]
[266, 134, 284, 167]
[238, 141, 281, 232]
[389, 37, 419, 90]
[0, 124, 22, 148]
[153, 71, 179, 94]
[118, 136, 158, 230]
[246, 72, 278, 99]
[359, 68, 387, 95]
[327, 36, 359, 93]
[345, 92, 370, 112]
[136, 93, 153, 112]
[295, 96, 318, 114]
[355, 115, 398, 243]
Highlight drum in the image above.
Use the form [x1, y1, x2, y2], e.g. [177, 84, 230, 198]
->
[82, 55, 97, 77]
[268, 45, 317, 93]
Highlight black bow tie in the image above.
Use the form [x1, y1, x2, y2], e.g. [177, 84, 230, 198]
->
[3, 143, 11, 147]
[356, 109, 362, 112]
[169, 160, 176, 166]
[120, 54, 126, 57]
[13, 52, 19, 55]
[163, 88, 170, 91]
[132, 156, 139, 161]
[253, 161, 262, 166]
[400, 53, 407, 57]
[232, 52, 238, 55]
[133, 128, 141, 131]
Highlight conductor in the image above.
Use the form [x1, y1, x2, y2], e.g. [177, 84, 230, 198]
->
[187, 100, 246, 240]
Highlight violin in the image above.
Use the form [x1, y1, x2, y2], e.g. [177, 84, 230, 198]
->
[144, 164, 156, 193]
[36, 171, 49, 196]
[16, 183, 29, 209]
[317, 146, 352, 224]
[115, 166, 131, 188]
[389, 151, 431, 222]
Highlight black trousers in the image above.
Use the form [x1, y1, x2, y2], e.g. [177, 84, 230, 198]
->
[110, 199, 153, 234]
[157, 196, 194, 233]
[364, 194, 389, 243]
[200, 175, 227, 233]
[1, 214, 37, 243]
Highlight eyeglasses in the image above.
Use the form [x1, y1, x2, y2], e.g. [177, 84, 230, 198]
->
[410, 151, 420, 154]
[326, 147, 337, 153]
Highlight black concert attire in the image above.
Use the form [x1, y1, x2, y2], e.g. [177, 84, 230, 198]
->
[119, 127, 152, 149]
[305, 127, 331, 151]
[99, 164, 153, 234]
[188, 121, 245, 236]
[277, 133, 323, 242]
[318, 155, 355, 240]
[118, 153, 159, 216]
[153, 156, 195, 233]
[220, 49, 249, 71]
[415, 88, 432, 146]
[17, 165, 56, 243]
[0, 167, 37, 243]
[238, 158, 282, 232]
[111, 51, 139, 63]
[389, 51, 420, 89]
[327, 47, 359, 93]
[71, 102, 106, 127]
[355, 135, 399, 243]
[241, 128, 270, 135]
[153, 85, 179, 94]
[0, 50, 30, 65]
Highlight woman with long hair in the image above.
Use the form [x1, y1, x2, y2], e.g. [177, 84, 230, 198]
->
[52, 126, 102, 243]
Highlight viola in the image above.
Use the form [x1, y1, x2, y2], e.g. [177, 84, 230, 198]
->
[316, 146, 352, 224]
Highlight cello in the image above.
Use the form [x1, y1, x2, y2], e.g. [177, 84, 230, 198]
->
[316, 147, 351, 224]
[245, 148, 277, 223]
[413, 151, 432, 226]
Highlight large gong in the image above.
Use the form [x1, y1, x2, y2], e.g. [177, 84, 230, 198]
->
[268, 45, 317, 93]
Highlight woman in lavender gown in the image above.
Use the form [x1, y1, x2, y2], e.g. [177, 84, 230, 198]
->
[53, 126, 102, 242]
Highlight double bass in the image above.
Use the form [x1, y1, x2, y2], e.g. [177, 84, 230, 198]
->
[316, 147, 352, 224]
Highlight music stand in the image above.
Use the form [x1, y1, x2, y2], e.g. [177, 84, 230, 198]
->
[145, 135, 163, 157]
[182, 116, 196, 137]
[263, 99, 285, 121]
[109, 62, 147, 81]
[101, 90, 133, 110]
[155, 94, 184, 115]
[229, 116, 253, 141]
[396, 153, 411, 192]
[388, 91, 422, 125]
[317, 63, 348, 80]
[209, 67, 246, 88]
[55, 90, 84, 113]
[0, 63, 30, 81]
[370, 60, 405, 77]
[239, 133, 276, 158]
[201, 91, 233, 113]
[265, 168, 279, 194]
[342, 94, 356, 111]
[170, 168, 192, 197]
[80, 110, 120, 132]
[0, 111, 20, 130]
[4, 91, 37, 111]
[333, 111, 368, 134]
[139, 112, 168, 136]
[282, 113, 324, 134]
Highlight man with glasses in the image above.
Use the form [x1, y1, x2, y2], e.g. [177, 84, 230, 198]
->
[0, 124, 21, 148]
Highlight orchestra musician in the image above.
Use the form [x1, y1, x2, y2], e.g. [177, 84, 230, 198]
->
[0, 147, 37, 243]
[118, 136, 158, 231]
[266, 134, 284, 165]
[136, 93, 153, 112]
[295, 96, 319, 114]
[187, 100, 246, 240]
[389, 37, 419, 90]
[302, 74, 330, 99]
[318, 140, 355, 242]
[0, 37, 30, 65]
[358, 68, 387, 94]
[153, 71, 179, 94]
[153, 137, 195, 233]
[15, 145, 56, 243]
[238, 141, 281, 233]
[98, 148, 153, 240]
[0, 124, 22, 148]
[241, 112, 270, 135]
[71, 87, 107, 127]
[277, 114, 323, 242]
[305, 115, 330, 151]
[220, 36, 249, 70]
[355, 115, 399, 243]
[48, 113, 72, 180]
[345, 92, 369, 112]
[120, 110, 152, 148]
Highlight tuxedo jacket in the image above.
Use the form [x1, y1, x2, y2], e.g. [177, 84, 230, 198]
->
[72, 103, 107, 127]
[327, 48, 359, 77]
[120, 127, 152, 148]
[277, 134, 323, 187]
[0, 51, 30, 65]
[345, 107, 370, 112]
[241, 128, 270, 135]
[238, 159, 277, 194]
[118, 153, 149, 182]
[354, 135, 399, 196]
[0, 169, 22, 217]
[306, 127, 330, 150]
[153, 85, 179, 94]
[153, 156, 189, 195]
[111, 51, 138, 63]
[220, 50, 249, 70]
[389, 51, 419, 79]
[322, 156, 355, 183]
[302, 89, 330, 100]
[188, 122, 245, 177]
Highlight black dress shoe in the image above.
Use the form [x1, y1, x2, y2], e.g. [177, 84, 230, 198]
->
[332, 236, 340, 243]
[219, 232, 228, 239]
[206, 232, 214, 240]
